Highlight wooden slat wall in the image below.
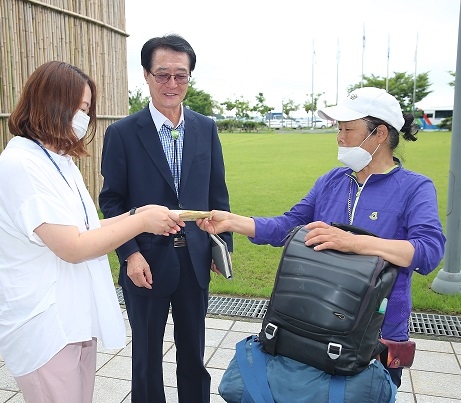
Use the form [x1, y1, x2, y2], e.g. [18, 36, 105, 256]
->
[0, 0, 129, 205]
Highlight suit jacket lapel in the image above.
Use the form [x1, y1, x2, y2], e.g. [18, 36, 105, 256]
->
[180, 109, 198, 195]
[136, 107, 176, 193]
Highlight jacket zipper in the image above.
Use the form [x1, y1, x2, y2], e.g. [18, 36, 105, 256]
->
[347, 174, 372, 224]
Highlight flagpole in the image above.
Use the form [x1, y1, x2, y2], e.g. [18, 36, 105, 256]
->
[386, 34, 390, 92]
[412, 33, 418, 113]
[336, 38, 340, 105]
[361, 24, 365, 88]
[312, 39, 315, 129]
[431, 7, 461, 295]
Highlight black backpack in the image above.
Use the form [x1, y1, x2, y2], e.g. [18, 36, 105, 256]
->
[259, 224, 398, 376]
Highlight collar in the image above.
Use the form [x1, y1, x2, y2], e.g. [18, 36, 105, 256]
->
[11, 137, 72, 167]
[347, 157, 402, 184]
[148, 102, 184, 132]
[350, 157, 401, 178]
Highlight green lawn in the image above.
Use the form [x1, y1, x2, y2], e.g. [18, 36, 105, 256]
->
[107, 129, 461, 315]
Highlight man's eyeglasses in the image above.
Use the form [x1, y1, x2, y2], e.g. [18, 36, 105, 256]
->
[150, 72, 190, 85]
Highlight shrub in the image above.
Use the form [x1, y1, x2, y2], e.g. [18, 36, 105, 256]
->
[216, 119, 238, 132]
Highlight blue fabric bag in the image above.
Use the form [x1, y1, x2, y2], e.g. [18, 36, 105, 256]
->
[218, 336, 397, 403]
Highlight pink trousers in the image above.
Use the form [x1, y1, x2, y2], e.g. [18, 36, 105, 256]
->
[15, 339, 97, 403]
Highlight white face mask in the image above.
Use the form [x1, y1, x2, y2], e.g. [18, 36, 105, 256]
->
[337, 128, 379, 172]
[72, 110, 90, 140]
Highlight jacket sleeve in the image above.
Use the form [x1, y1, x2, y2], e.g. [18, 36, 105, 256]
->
[250, 184, 318, 247]
[208, 120, 233, 252]
[406, 177, 446, 275]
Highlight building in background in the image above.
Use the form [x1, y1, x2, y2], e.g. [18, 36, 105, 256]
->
[415, 106, 453, 130]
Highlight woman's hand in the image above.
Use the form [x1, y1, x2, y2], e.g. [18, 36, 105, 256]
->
[197, 210, 256, 237]
[197, 210, 232, 234]
[138, 205, 185, 236]
[304, 221, 360, 253]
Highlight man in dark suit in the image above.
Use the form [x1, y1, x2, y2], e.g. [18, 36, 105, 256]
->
[99, 34, 232, 403]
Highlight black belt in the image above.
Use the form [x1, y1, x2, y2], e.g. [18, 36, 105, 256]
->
[173, 234, 187, 248]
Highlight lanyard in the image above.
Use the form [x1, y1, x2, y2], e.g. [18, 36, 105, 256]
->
[32, 139, 90, 230]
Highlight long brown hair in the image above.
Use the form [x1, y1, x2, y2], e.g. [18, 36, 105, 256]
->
[8, 61, 97, 157]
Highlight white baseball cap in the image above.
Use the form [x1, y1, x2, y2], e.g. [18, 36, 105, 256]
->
[318, 87, 405, 132]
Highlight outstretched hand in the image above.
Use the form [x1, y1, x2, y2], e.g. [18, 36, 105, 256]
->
[141, 205, 185, 236]
[196, 210, 231, 234]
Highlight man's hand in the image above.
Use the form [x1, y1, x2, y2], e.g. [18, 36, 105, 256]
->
[126, 251, 152, 289]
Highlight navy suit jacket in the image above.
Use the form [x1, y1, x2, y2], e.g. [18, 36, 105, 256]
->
[99, 106, 232, 296]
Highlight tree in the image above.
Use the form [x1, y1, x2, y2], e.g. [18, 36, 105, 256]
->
[282, 99, 299, 119]
[221, 97, 251, 119]
[448, 70, 455, 87]
[347, 72, 432, 112]
[252, 92, 273, 120]
[128, 87, 150, 115]
[183, 79, 214, 116]
[211, 100, 224, 118]
[303, 92, 324, 117]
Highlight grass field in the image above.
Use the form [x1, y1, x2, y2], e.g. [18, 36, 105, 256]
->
[107, 128, 461, 315]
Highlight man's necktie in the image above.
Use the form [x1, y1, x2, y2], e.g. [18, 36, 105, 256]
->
[160, 122, 184, 196]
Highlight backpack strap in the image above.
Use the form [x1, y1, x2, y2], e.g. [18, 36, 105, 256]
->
[261, 322, 278, 356]
[328, 375, 346, 403]
[236, 335, 275, 403]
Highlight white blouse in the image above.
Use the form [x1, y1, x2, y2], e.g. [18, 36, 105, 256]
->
[0, 137, 125, 377]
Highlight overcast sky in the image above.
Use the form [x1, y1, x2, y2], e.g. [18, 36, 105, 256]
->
[125, 0, 459, 117]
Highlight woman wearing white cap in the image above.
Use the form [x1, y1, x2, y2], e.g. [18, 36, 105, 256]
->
[197, 87, 446, 388]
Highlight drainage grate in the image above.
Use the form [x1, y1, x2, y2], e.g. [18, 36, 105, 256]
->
[116, 286, 124, 304]
[410, 312, 461, 337]
[208, 296, 268, 319]
[116, 288, 461, 338]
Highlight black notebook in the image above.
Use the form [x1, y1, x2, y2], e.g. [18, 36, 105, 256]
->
[210, 233, 233, 279]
